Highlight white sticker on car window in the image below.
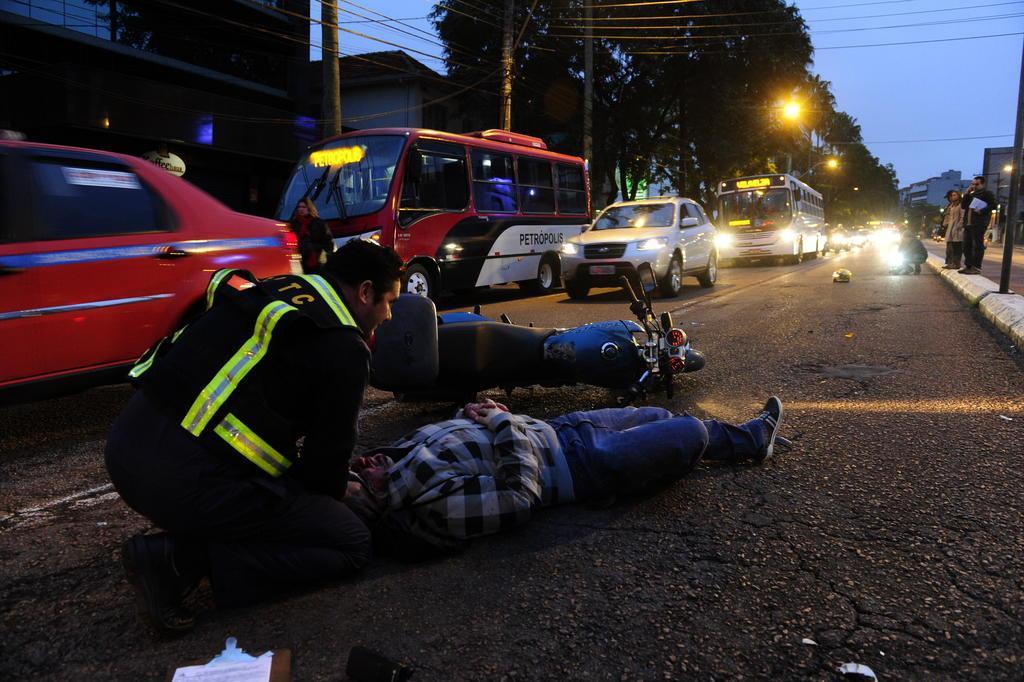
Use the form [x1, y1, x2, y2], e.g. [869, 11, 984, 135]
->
[61, 167, 141, 190]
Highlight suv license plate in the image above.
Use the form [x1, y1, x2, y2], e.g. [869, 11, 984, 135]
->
[590, 265, 615, 275]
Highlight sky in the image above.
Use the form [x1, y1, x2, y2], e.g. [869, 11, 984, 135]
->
[311, 0, 1023, 188]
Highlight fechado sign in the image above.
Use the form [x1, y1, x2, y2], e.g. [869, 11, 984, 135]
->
[142, 150, 186, 176]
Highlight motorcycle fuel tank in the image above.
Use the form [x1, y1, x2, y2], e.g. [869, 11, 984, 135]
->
[543, 320, 644, 388]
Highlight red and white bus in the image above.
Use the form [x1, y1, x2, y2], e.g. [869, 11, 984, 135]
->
[276, 128, 592, 299]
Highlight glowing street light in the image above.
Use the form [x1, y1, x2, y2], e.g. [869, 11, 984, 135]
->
[1004, 164, 1013, 173]
[826, 157, 839, 170]
[782, 101, 802, 120]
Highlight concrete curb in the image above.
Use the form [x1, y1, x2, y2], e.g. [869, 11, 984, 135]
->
[926, 250, 1023, 347]
[979, 294, 1024, 348]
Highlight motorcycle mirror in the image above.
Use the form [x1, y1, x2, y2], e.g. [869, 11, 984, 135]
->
[637, 263, 657, 296]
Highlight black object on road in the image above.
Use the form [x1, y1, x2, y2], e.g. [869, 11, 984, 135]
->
[346, 646, 414, 682]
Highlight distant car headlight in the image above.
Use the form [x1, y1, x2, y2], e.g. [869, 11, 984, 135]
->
[637, 238, 668, 251]
[779, 228, 796, 243]
[562, 242, 579, 256]
[833, 234, 847, 245]
[713, 233, 733, 248]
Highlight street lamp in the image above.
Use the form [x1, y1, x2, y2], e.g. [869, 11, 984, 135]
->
[783, 101, 802, 120]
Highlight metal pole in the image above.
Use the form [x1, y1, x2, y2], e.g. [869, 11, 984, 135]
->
[583, 0, 593, 166]
[500, 0, 514, 130]
[322, 0, 342, 136]
[999, 37, 1024, 294]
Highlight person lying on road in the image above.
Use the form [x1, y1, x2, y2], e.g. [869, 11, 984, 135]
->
[344, 398, 789, 557]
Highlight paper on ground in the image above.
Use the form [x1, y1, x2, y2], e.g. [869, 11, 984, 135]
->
[172, 652, 273, 682]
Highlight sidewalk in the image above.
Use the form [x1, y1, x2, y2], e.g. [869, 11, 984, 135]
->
[924, 239, 1024, 292]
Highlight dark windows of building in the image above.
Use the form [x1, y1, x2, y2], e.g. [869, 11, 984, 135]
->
[518, 158, 555, 214]
[471, 150, 517, 213]
[556, 163, 586, 214]
[28, 159, 170, 239]
[422, 104, 448, 132]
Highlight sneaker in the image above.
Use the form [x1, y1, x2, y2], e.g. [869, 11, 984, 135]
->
[753, 396, 785, 463]
[122, 534, 198, 636]
[964, 267, 981, 275]
[957, 267, 970, 273]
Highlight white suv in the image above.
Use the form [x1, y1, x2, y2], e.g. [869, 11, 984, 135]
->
[560, 197, 718, 299]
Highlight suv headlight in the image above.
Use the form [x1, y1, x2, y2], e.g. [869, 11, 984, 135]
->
[637, 238, 667, 251]
[562, 242, 579, 255]
[713, 233, 733, 248]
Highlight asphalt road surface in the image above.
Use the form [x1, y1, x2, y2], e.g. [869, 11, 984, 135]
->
[2, 245, 1023, 680]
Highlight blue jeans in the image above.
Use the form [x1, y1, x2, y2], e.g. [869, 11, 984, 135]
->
[548, 407, 766, 502]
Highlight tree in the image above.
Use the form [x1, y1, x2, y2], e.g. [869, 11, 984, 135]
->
[431, 0, 896, 214]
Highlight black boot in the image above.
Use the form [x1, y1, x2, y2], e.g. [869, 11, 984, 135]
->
[122, 533, 204, 635]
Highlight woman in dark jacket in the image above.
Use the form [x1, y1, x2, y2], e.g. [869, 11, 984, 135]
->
[289, 198, 335, 273]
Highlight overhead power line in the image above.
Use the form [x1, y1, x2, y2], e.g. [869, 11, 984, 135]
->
[554, 1, 1023, 29]
[621, 30, 1024, 54]
[549, 12, 1024, 39]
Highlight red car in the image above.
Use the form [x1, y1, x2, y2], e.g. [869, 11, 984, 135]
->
[0, 140, 299, 402]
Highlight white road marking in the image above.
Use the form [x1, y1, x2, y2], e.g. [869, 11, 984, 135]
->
[12, 482, 114, 516]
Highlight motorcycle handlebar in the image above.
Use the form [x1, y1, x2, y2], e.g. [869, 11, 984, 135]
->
[619, 274, 640, 303]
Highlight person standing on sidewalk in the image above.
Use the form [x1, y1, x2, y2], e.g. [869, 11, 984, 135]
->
[960, 176, 996, 274]
[941, 190, 964, 269]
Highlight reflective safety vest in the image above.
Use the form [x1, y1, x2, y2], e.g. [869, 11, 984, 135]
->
[130, 268, 360, 477]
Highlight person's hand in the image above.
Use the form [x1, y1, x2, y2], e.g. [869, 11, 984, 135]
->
[463, 399, 509, 424]
[344, 479, 384, 522]
[353, 452, 391, 472]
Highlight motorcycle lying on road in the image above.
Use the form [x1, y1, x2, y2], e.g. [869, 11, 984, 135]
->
[370, 264, 706, 404]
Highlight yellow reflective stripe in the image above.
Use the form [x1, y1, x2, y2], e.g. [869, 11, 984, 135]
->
[214, 413, 291, 477]
[172, 324, 188, 343]
[299, 275, 357, 328]
[128, 337, 165, 379]
[205, 269, 234, 309]
[181, 300, 294, 435]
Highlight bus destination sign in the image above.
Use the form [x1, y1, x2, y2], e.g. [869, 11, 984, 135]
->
[719, 175, 788, 194]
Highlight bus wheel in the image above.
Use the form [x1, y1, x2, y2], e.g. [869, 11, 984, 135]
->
[786, 240, 803, 265]
[403, 264, 435, 299]
[520, 255, 560, 295]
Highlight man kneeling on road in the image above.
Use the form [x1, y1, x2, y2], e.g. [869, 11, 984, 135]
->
[105, 239, 403, 635]
[345, 398, 788, 554]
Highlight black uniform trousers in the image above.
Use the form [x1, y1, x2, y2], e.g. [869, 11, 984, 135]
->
[963, 225, 986, 269]
[105, 391, 371, 607]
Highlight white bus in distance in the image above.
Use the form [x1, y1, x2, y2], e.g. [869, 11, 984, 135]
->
[714, 174, 826, 265]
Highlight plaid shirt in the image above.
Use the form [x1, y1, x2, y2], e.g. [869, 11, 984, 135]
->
[384, 410, 573, 543]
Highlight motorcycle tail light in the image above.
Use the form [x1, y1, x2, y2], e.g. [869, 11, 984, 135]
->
[669, 356, 685, 373]
[667, 328, 687, 347]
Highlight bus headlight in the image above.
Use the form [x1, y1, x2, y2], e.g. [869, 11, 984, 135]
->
[562, 242, 579, 256]
[779, 228, 796, 243]
[637, 238, 667, 251]
[713, 233, 733, 248]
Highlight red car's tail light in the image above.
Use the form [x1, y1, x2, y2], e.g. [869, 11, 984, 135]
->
[280, 228, 298, 251]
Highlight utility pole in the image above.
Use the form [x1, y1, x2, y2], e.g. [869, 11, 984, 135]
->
[583, 0, 593, 166]
[500, 0, 514, 130]
[999, 36, 1024, 294]
[322, 0, 342, 136]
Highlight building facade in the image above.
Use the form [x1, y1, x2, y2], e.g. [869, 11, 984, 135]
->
[0, 0, 315, 216]
[898, 170, 970, 207]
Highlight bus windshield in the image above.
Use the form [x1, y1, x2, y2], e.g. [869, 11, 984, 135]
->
[593, 202, 674, 230]
[276, 135, 406, 221]
[719, 188, 791, 226]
